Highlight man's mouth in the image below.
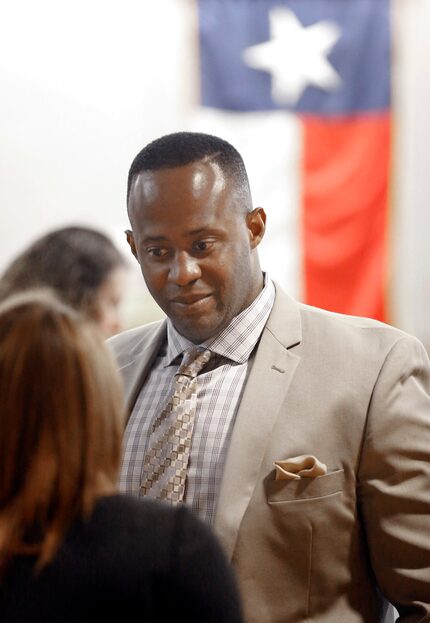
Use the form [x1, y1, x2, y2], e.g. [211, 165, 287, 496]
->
[170, 293, 212, 310]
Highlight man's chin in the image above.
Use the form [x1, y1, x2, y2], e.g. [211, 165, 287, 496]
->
[172, 316, 221, 344]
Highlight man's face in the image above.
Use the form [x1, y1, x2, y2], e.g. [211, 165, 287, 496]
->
[127, 160, 265, 343]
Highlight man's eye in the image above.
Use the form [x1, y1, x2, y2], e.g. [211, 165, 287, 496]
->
[193, 240, 212, 252]
[147, 248, 168, 258]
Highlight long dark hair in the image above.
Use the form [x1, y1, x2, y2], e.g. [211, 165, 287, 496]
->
[0, 290, 124, 576]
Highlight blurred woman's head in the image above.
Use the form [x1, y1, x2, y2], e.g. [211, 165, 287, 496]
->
[0, 226, 128, 337]
[0, 290, 124, 574]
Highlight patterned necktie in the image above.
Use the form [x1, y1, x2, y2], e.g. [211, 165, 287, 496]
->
[140, 347, 212, 503]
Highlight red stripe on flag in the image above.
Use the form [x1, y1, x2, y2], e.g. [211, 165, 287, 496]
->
[302, 115, 391, 321]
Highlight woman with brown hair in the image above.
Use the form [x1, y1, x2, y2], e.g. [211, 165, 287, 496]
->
[0, 226, 128, 337]
[0, 291, 243, 623]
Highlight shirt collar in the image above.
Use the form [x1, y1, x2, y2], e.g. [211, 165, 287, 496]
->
[165, 274, 275, 366]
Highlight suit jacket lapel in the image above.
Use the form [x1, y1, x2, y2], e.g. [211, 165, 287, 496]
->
[214, 286, 302, 559]
[117, 321, 167, 424]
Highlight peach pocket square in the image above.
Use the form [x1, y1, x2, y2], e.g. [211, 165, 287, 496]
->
[274, 455, 328, 481]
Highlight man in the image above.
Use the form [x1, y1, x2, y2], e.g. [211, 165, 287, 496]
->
[109, 131, 430, 622]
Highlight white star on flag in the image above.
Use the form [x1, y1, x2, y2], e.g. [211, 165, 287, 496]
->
[243, 7, 342, 105]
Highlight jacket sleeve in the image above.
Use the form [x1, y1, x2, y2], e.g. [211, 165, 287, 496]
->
[166, 506, 244, 623]
[358, 335, 430, 620]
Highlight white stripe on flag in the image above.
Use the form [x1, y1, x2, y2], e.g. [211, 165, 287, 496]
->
[190, 108, 303, 299]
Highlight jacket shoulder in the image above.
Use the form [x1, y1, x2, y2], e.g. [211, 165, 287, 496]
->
[106, 320, 165, 360]
[298, 300, 410, 336]
[295, 300, 427, 363]
[270, 283, 425, 360]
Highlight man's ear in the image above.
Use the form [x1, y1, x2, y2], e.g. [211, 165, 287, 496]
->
[125, 229, 139, 261]
[246, 208, 266, 249]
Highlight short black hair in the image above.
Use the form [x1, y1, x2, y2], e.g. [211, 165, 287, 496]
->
[127, 131, 252, 208]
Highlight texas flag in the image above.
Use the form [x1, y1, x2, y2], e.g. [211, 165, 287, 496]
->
[192, 0, 390, 321]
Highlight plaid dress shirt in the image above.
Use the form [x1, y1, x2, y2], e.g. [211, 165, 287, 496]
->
[119, 276, 275, 524]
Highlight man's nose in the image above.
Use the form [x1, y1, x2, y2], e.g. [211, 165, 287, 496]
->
[168, 251, 201, 286]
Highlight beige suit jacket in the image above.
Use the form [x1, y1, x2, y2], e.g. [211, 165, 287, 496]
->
[108, 284, 430, 622]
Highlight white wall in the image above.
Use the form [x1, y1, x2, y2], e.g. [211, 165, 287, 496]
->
[0, 0, 197, 326]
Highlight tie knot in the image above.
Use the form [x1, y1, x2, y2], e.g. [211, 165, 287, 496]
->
[177, 347, 213, 379]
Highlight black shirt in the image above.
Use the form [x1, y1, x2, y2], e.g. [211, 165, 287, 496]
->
[0, 494, 243, 622]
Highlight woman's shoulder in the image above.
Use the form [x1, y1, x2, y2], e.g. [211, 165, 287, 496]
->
[57, 495, 242, 622]
[88, 493, 184, 539]
[93, 493, 208, 530]
[59, 494, 185, 576]
[85, 494, 224, 569]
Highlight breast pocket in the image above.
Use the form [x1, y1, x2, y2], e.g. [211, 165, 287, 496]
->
[266, 468, 344, 504]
